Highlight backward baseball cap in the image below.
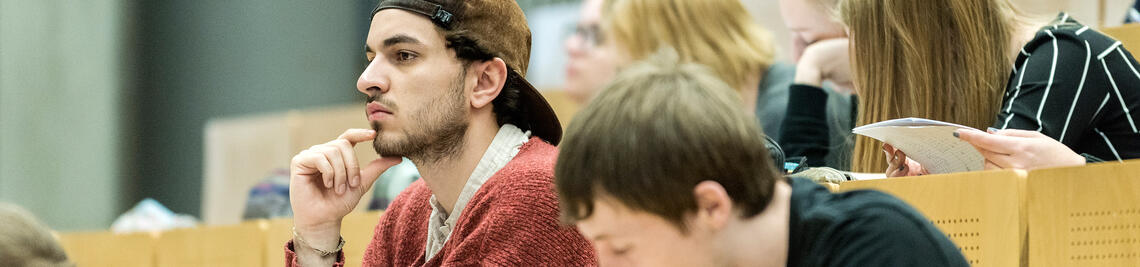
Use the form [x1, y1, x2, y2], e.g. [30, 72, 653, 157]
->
[372, 0, 563, 145]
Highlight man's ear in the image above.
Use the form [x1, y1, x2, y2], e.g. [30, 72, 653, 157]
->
[691, 181, 735, 231]
[469, 58, 508, 109]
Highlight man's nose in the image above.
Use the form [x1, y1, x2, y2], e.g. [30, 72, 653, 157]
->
[356, 58, 391, 96]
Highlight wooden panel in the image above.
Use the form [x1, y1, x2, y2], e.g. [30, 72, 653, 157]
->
[155, 222, 266, 267]
[1027, 160, 1140, 267]
[263, 218, 294, 267]
[1102, 24, 1140, 53]
[202, 113, 292, 225]
[839, 170, 1028, 267]
[58, 231, 157, 267]
[203, 104, 379, 225]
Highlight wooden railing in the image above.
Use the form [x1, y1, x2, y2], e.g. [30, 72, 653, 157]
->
[63, 162, 1140, 266]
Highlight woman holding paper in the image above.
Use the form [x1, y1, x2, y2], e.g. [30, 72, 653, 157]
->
[838, 0, 1140, 175]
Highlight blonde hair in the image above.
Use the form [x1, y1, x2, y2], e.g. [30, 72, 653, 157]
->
[839, 0, 1019, 172]
[0, 203, 73, 267]
[602, 0, 776, 90]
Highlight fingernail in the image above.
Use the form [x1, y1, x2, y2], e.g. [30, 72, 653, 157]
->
[350, 176, 359, 187]
[987, 127, 999, 133]
[338, 183, 346, 194]
[952, 131, 960, 139]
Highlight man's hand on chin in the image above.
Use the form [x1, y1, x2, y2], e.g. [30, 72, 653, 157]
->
[289, 128, 402, 266]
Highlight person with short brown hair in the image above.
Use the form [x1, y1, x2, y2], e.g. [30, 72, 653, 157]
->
[555, 51, 968, 266]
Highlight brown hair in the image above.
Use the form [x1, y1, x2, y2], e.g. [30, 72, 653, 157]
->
[602, 0, 776, 91]
[0, 203, 72, 267]
[555, 50, 780, 229]
[839, 0, 1018, 172]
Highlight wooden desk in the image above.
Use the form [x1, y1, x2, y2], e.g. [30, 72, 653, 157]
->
[1027, 160, 1140, 267]
[59, 231, 158, 267]
[154, 222, 266, 267]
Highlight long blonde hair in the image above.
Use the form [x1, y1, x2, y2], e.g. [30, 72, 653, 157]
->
[839, 0, 1019, 172]
[602, 0, 776, 90]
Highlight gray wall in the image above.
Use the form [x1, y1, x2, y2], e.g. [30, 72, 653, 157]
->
[130, 0, 370, 217]
[0, 0, 127, 230]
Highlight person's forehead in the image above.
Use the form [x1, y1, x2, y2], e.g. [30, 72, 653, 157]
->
[577, 197, 652, 240]
[579, 0, 605, 22]
[366, 9, 445, 48]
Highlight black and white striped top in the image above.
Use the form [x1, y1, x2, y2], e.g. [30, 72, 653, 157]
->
[995, 13, 1140, 161]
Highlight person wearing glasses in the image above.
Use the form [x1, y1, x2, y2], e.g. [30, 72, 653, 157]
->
[563, 0, 621, 105]
[565, 0, 853, 150]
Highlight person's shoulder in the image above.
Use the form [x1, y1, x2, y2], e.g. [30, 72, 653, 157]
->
[462, 138, 564, 217]
[821, 206, 968, 267]
[789, 178, 967, 266]
[761, 62, 796, 88]
[487, 137, 558, 186]
[1027, 13, 1120, 55]
[789, 177, 926, 229]
[766, 62, 796, 77]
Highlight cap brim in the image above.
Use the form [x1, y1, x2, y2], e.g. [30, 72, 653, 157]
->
[515, 77, 563, 146]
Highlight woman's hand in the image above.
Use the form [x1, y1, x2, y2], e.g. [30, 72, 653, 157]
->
[883, 143, 929, 177]
[795, 37, 854, 94]
[954, 128, 1085, 170]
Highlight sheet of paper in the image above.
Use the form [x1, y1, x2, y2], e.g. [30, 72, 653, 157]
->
[844, 172, 888, 181]
[853, 118, 984, 174]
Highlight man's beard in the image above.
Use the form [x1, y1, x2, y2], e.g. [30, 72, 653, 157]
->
[369, 71, 469, 165]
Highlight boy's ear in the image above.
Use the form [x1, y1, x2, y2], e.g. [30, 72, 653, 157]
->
[691, 181, 735, 230]
[469, 58, 508, 109]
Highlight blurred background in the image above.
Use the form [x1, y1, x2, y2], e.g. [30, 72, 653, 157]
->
[0, 0, 1132, 231]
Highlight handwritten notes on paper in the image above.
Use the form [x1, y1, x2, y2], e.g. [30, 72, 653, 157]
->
[853, 118, 984, 174]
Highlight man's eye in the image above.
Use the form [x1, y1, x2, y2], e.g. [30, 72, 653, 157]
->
[395, 51, 417, 62]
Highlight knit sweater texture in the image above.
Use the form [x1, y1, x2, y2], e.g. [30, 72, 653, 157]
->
[284, 137, 598, 266]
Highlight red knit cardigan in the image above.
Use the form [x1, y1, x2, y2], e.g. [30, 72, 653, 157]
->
[285, 137, 598, 266]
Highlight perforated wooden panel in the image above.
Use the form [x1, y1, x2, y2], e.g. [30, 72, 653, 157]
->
[1028, 160, 1140, 267]
[839, 170, 1027, 266]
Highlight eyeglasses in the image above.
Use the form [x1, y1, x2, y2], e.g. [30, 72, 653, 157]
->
[570, 23, 604, 50]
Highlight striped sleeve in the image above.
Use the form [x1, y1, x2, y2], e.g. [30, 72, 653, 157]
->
[994, 26, 1140, 161]
[995, 30, 1097, 141]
